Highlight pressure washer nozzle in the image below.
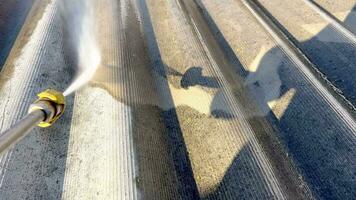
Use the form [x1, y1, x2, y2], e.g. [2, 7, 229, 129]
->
[28, 89, 66, 127]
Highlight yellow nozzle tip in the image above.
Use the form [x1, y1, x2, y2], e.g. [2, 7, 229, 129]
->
[38, 122, 52, 128]
[37, 89, 65, 105]
[35, 89, 66, 127]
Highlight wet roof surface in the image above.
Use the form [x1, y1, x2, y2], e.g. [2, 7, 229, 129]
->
[0, 0, 355, 199]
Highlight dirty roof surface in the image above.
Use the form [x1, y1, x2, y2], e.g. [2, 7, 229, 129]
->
[0, 0, 355, 199]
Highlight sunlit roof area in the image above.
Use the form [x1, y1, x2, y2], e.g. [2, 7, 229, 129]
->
[0, 0, 355, 199]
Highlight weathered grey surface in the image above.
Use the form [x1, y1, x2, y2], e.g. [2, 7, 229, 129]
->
[259, 0, 356, 107]
[314, 0, 356, 33]
[0, 0, 74, 199]
[0, 0, 355, 199]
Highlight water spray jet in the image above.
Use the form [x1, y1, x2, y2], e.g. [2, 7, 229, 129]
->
[0, 0, 100, 155]
[0, 89, 65, 154]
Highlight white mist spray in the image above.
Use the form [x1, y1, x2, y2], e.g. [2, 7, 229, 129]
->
[60, 0, 101, 96]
